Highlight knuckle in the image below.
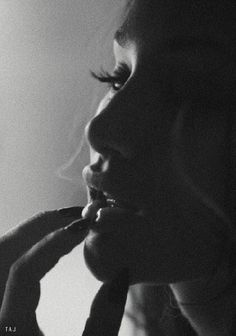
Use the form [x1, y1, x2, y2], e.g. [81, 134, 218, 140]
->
[9, 256, 27, 279]
[34, 210, 56, 220]
[41, 231, 55, 246]
[37, 210, 53, 219]
[30, 210, 48, 220]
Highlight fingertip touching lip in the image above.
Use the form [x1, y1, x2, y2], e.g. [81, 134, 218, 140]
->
[81, 185, 142, 228]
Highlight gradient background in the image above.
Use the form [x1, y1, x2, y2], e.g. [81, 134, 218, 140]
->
[0, 1, 140, 335]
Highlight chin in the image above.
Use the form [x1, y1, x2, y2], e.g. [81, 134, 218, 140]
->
[83, 229, 162, 285]
[83, 244, 116, 283]
[83, 230, 151, 284]
[83, 231, 130, 283]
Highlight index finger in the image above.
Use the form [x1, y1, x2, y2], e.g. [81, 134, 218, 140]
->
[1, 218, 90, 320]
[82, 269, 129, 336]
[0, 207, 83, 265]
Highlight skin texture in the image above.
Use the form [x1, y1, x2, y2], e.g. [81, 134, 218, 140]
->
[83, 1, 236, 333]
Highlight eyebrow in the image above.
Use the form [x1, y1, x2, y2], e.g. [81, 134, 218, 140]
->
[114, 29, 226, 53]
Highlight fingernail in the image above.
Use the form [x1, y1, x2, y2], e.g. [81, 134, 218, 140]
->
[64, 217, 91, 233]
[108, 268, 129, 304]
[58, 206, 84, 218]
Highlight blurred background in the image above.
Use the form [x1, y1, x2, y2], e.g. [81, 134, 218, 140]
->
[0, 1, 141, 335]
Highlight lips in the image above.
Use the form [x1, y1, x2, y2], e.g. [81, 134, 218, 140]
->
[89, 185, 139, 211]
[83, 163, 140, 204]
[82, 164, 141, 223]
[82, 186, 139, 220]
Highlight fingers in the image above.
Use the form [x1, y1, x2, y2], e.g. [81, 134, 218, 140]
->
[82, 269, 129, 336]
[0, 218, 89, 320]
[0, 207, 83, 266]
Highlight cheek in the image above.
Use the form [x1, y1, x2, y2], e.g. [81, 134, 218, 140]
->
[178, 110, 228, 205]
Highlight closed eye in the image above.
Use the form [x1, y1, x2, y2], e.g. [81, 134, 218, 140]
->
[90, 63, 131, 91]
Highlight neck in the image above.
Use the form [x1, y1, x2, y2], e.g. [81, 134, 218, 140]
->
[170, 266, 236, 335]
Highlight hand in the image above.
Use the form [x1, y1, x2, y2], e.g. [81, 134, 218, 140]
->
[0, 207, 87, 336]
[82, 269, 129, 336]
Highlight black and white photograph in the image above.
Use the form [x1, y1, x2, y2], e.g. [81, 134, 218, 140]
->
[0, 1, 235, 335]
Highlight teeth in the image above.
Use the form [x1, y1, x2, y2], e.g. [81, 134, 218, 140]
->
[106, 198, 137, 211]
[106, 198, 120, 208]
[88, 187, 137, 212]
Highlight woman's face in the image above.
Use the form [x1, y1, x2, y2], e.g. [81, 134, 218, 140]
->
[82, 1, 234, 284]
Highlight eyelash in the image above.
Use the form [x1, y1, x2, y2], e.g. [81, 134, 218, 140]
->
[90, 63, 130, 91]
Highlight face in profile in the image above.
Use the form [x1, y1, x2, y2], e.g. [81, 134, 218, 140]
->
[82, 0, 235, 284]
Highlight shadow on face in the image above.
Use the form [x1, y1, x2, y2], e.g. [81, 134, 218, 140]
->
[83, 0, 236, 284]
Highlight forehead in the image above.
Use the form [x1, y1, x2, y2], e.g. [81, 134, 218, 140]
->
[116, 0, 235, 50]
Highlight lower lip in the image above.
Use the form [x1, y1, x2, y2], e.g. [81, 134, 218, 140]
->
[84, 206, 141, 237]
[82, 199, 146, 232]
[82, 200, 103, 221]
[82, 201, 135, 220]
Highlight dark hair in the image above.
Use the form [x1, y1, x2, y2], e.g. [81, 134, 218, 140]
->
[123, 0, 236, 52]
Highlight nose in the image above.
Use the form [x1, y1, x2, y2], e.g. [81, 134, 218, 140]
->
[85, 115, 132, 159]
[85, 91, 143, 160]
